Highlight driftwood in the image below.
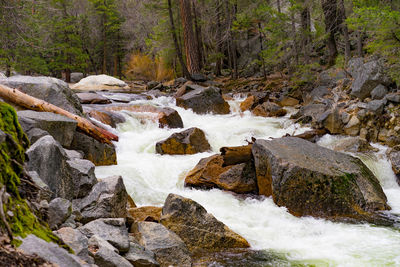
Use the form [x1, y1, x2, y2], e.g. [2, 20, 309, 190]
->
[0, 84, 118, 144]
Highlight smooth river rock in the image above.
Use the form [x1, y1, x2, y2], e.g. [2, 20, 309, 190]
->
[252, 137, 390, 222]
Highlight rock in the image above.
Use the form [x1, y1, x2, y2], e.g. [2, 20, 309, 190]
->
[79, 218, 130, 253]
[73, 176, 128, 224]
[0, 72, 6, 79]
[350, 59, 391, 100]
[19, 234, 84, 267]
[104, 104, 183, 129]
[240, 95, 257, 112]
[71, 74, 130, 91]
[85, 109, 126, 128]
[367, 99, 386, 114]
[0, 75, 82, 115]
[276, 96, 300, 107]
[48, 198, 72, 230]
[25, 128, 49, 145]
[66, 158, 98, 198]
[88, 235, 133, 267]
[347, 57, 364, 77]
[160, 194, 250, 251]
[318, 69, 347, 87]
[220, 145, 253, 166]
[76, 92, 111, 104]
[55, 227, 92, 263]
[329, 136, 377, 153]
[386, 92, 400, 103]
[305, 86, 331, 103]
[318, 107, 342, 134]
[70, 131, 117, 166]
[252, 102, 287, 117]
[70, 72, 84, 83]
[176, 86, 230, 115]
[28, 171, 52, 201]
[252, 137, 389, 222]
[132, 221, 192, 267]
[191, 73, 207, 82]
[291, 103, 328, 123]
[175, 77, 188, 84]
[185, 154, 257, 194]
[128, 206, 162, 223]
[174, 81, 196, 98]
[26, 135, 75, 199]
[155, 127, 211, 155]
[147, 81, 160, 90]
[124, 242, 159, 267]
[388, 150, 400, 184]
[371, 84, 388, 100]
[17, 110, 77, 147]
[64, 149, 84, 160]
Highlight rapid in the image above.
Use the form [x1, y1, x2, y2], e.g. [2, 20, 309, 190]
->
[95, 96, 400, 267]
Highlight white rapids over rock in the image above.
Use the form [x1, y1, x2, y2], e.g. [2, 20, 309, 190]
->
[96, 96, 400, 266]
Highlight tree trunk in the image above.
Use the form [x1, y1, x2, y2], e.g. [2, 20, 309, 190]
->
[356, 29, 363, 57]
[215, 0, 222, 76]
[277, 0, 281, 13]
[258, 22, 266, 79]
[290, 3, 299, 67]
[322, 0, 339, 66]
[102, 14, 107, 74]
[300, 3, 311, 63]
[168, 0, 191, 79]
[179, 0, 201, 75]
[339, 0, 351, 64]
[0, 84, 118, 144]
[192, 0, 205, 69]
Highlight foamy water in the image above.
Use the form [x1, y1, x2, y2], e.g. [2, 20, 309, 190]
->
[96, 96, 400, 266]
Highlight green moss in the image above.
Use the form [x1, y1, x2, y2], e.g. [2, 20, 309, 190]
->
[0, 102, 69, 250]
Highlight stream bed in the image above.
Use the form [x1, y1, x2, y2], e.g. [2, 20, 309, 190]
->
[95, 96, 400, 267]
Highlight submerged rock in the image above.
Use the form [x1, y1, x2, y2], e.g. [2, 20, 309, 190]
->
[252, 137, 389, 222]
[176, 86, 230, 115]
[155, 127, 211, 155]
[160, 194, 250, 251]
[132, 221, 192, 267]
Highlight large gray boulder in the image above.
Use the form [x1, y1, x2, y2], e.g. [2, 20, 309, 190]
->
[70, 131, 117, 166]
[124, 241, 159, 267]
[48, 198, 72, 230]
[349, 58, 391, 100]
[252, 137, 389, 223]
[0, 75, 82, 114]
[66, 158, 98, 199]
[88, 235, 133, 267]
[79, 218, 130, 253]
[176, 86, 230, 115]
[132, 221, 192, 267]
[17, 110, 77, 147]
[55, 227, 92, 264]
[19, 234, 84, 267]
[160, 194, 250, 251]
[73, 176, 128, 224]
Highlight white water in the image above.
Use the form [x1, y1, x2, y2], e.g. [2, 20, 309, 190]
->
[96, 96, 400, 267]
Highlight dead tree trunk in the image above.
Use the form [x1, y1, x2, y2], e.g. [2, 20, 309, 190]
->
[0, 84, 118, 144]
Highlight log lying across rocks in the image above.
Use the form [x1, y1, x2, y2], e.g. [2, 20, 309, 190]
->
[0, 84, 118, 144]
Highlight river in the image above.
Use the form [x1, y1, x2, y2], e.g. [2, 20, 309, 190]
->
[95, 96, 400, 267]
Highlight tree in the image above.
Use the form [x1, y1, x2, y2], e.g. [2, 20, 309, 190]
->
[322, 0, 339, 66]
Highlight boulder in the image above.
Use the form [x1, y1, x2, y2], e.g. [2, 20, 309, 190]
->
[28, 171, 52, 201]
[66, 158, 98, 198]
[17, 110, 77, 147]
[71, 74, 130, 91]
[155, 127, 211, 155]
[174, 81, 196, 98]
[88, 235, 133, 267]
[0, 75, 82, 115]
[160, 194, 250, 251]
[24, 128, 49, 145]
[73, 176, 128, 224]
[239, 92, 269, 112]
[252, 102, 287, 117]
[185, 154, 257, 194]
[330, 136, 377, 153]
[318, 107, 342, 134]
[79, 218, 130, 253]
[276, 96, 300, 107]
[104, 104, 183, 129]
[70, 72, 84, 83]
[350, 59, 391, 100]
[388, 150, 400, 184]
[48, 198, 72, 230]
[55, 227, 92, 263]
[386, 92, 400, 103]
[76, 92, 111, 104]
[367, 99, 386, 114]
[124, 241, 159, 267]
[305, 86, 331, 103]
[85, 109, 126, 128]
[344, 115, 361, 136]
[70, 131, 117, 166]
[176, 86, 230, 115]
[291, 103, 328, 123]
[132, 221, 192, 267]
[128, 206, 162, 223]
[26, 136, 75, 199]
[252, 137, 389, 222]
[371, 84, 388, 100]
[19, 234, 84, 267]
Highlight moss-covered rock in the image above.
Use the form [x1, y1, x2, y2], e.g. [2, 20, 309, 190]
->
[0, 102, 59, 245]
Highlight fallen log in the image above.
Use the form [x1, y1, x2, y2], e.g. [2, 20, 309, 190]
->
[0, 84, 118, 144]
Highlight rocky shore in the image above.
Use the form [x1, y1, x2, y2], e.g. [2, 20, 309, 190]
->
[0, 56, 399, 266]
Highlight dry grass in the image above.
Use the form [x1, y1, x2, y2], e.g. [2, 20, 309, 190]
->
[124, 52, 174, 82]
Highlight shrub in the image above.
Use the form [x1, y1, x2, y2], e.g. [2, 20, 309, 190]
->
[124, 52, 174, 81]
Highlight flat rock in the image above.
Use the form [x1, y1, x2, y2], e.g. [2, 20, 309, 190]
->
[17, 110, 77, 147]
[76, 92, 111, 104]
[79, 218, 130, 253]
[160, 194, 250, 251]
[73, 176, 128, 224]
[132, 221, 192, 267]
[156, 127, 210, 155]
[19, 234, 84, 267]
[176, 86, 230, 115]
[71, 75, 130, 91]
[252, 137, 389, 222]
